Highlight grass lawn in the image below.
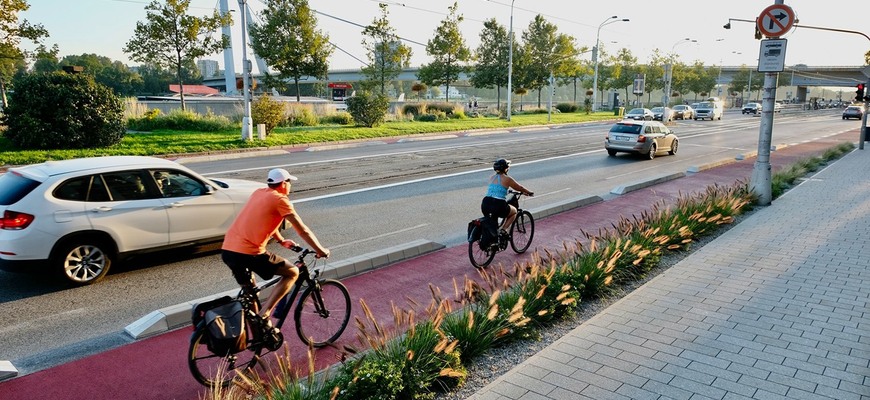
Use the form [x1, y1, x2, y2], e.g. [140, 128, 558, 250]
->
[0, 112, 618, 167]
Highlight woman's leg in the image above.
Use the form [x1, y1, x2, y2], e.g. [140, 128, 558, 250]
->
[501, 205, 517, 232]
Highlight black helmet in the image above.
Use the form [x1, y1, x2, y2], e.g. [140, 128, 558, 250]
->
[493, 158, 511, 172]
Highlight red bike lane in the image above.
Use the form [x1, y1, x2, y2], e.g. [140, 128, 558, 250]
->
[0, 132, 854, 400]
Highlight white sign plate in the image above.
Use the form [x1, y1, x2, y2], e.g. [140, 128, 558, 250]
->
[757, 39, 787, 73]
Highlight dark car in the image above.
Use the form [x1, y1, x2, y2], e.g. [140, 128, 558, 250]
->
[842, 106, 863, 120]
[651, 107, 673, 122]
[623, 108, 654, 121]
[672, 105, 694, 120]
[742, 102, 762, 114]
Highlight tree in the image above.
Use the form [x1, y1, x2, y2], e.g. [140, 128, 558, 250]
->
[418, 2, 471, 102]
[31, 43, 59, 73]
[684, 61, 717, 101]
[470, 18, 511, 112]
[360, 3, 412, 97]
[136, 63, 177, 95]
[411, 82, 427, 101]
[520, 15, 579, 107]
[0, 0, 48, 107]
[123, 0, 231, 111]
[643, 49, 668, 104]
[249, 0, 333, 102]
[605, 48, 638, 104]
[60, 54, 144, 96]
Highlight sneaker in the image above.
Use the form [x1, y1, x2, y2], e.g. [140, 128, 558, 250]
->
[258, 315, 283, 351]
[498, 229, 508, 237]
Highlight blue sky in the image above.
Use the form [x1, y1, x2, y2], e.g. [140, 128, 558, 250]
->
[20, 0, 869, 76]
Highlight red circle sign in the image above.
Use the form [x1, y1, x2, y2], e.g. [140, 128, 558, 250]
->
[757, 4, 795, 38]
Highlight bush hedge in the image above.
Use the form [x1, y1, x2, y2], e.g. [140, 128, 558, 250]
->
[2, 72, 125, 149]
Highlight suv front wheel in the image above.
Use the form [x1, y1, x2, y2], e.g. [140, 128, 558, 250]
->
[51, 237, 115, 285]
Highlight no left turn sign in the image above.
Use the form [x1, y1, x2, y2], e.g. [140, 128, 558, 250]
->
[757, 4, 795, 38]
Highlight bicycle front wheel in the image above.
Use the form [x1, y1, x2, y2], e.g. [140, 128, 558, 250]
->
[510, 210, 535, 253]
[188, 324, 262, 387]
[295, 279, 351, 347]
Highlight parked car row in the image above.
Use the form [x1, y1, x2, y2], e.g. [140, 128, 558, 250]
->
[0, 156, 265, 285]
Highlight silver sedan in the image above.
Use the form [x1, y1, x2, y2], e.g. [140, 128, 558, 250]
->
[604, 120, 679, 160]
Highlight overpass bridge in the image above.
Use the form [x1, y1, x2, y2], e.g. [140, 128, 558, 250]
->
[203, 65, 868, 103]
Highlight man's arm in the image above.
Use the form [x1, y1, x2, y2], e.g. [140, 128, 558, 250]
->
[282, 211, 330, 258]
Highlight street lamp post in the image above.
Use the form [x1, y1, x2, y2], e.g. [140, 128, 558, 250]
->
[506, 0, 516, 121]
[238, 0, 253, 140]
[592, 16, 629, 112]
[664, 38, 696, 107]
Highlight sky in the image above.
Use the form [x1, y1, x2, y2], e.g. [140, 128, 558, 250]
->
[19, 0, 870, 76]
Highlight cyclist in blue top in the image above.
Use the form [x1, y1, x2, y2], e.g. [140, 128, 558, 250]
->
[482, 159, 534, 235]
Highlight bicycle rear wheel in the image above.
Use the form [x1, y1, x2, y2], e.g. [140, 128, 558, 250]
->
[188, 324, 262, 387]
[510, 210, 535, 253]
[468, 238, 496, 268]
[295, 279, 351, 347]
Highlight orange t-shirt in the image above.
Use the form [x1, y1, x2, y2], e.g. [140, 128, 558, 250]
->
[222, 187, 295, 255]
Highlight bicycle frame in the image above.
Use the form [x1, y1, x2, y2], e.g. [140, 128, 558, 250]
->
[255, 253, 318, 331]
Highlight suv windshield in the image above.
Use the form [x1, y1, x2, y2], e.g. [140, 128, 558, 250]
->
[0, 172, 41, 206]
[698, 102, 713, 108]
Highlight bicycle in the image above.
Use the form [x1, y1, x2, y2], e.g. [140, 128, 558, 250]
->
[187, 246, 352, 387]
[468, 191, 535, 268]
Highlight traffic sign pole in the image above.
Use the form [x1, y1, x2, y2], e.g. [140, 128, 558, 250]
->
[750, 0, 793, 206]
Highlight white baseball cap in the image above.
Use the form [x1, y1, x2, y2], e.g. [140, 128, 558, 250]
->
[266, 168, 298, 184]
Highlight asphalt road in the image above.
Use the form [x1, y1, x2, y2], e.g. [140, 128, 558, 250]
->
[0, 108, 855, 374]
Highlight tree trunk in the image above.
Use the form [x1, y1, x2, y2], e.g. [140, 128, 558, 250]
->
[0, 78, 8, 109]
[496, 86, 502, 112]
[295, 79, 301, 102]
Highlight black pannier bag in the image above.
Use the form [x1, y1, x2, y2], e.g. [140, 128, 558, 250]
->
[468, 216, 498, 248]
[192, 296, 247, 355]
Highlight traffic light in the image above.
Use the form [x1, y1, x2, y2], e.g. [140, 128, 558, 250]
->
[857, 84, 866, 102]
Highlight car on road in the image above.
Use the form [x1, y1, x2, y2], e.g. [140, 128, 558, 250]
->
[604, 120, 679, 160]
[742, 102, 761, 114]
[0, 156, 264, 286]
[694, 101, 723, 120]
[623, 108, 654, 121]
[843, 105, 863, 120]
[672, 104, 694, 120]
[651, 107, 673, 122]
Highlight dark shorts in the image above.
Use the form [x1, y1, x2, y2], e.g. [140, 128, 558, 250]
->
[222, 250, 286, 286]
[481, 196, 510, 219]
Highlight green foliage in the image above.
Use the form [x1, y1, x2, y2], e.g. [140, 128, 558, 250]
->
[346, 92, 390, 127]
[470, 18, 511, 91]
[418, 2, 471, 102]
[426, 102, 458, 115]
[2, 72, 125, 149]
[361, 3, 412, 96]
[59, 53, 144, 96]
[284, 104, 319, 127]
[416, 113, 439, 122]
[248, 0, 332, 101]
[251, 95, 285, 135]
[126, 109, 234, 132]
[123, 0, 231, 111]
[319, 112, 353, 125]
[555, 103, 579, 113]
[333, 356, 405, 400]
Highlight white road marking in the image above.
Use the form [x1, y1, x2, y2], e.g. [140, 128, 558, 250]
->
[330, 223, 429, 250]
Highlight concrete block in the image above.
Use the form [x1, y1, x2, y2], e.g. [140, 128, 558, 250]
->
[610, 172, 686, 195]
[0, 360, 18, 381]
[125, 310, 168, 339]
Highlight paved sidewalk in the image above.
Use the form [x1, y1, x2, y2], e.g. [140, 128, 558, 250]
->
[470, 149, 870, 399]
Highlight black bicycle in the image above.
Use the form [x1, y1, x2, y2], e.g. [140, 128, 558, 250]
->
[187, 247, 351, 387]
[468, 191, 535, 268]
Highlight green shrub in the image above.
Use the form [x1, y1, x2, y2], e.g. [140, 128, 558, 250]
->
[346, 92, 390, 127]
[426, 102, 458, 116]
[250, 95, 285, 135]
[2, 72, 125, 149]
[285, 103, 319, 127]
[320, 112, 353, 125]
[127, 109, 234, 132]
[416, 114, 438, 122]
[555, 103, 579, 113]
[333, 356, 405, 400]
[402, 103, 427, 116]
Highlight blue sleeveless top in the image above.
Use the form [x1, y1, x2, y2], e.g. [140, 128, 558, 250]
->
[485, 174, 508, 200]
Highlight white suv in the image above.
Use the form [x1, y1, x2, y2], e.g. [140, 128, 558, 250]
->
[0, 156, 263, 285]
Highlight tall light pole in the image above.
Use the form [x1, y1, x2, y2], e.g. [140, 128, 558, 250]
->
[717, 51, 740, 104]
[664, 38, 696, 107]
[592, 16, 629, 112]
[506, 0, 516, 121]
[238, 0, 253, 140]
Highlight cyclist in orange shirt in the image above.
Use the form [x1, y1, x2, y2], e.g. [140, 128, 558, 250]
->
[221, 168, 330, 324]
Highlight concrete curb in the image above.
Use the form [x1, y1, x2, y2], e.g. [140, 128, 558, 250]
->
[123, 239, 445, 339]
[0, 361, 18, 381]
[610, 172, 686, 195]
